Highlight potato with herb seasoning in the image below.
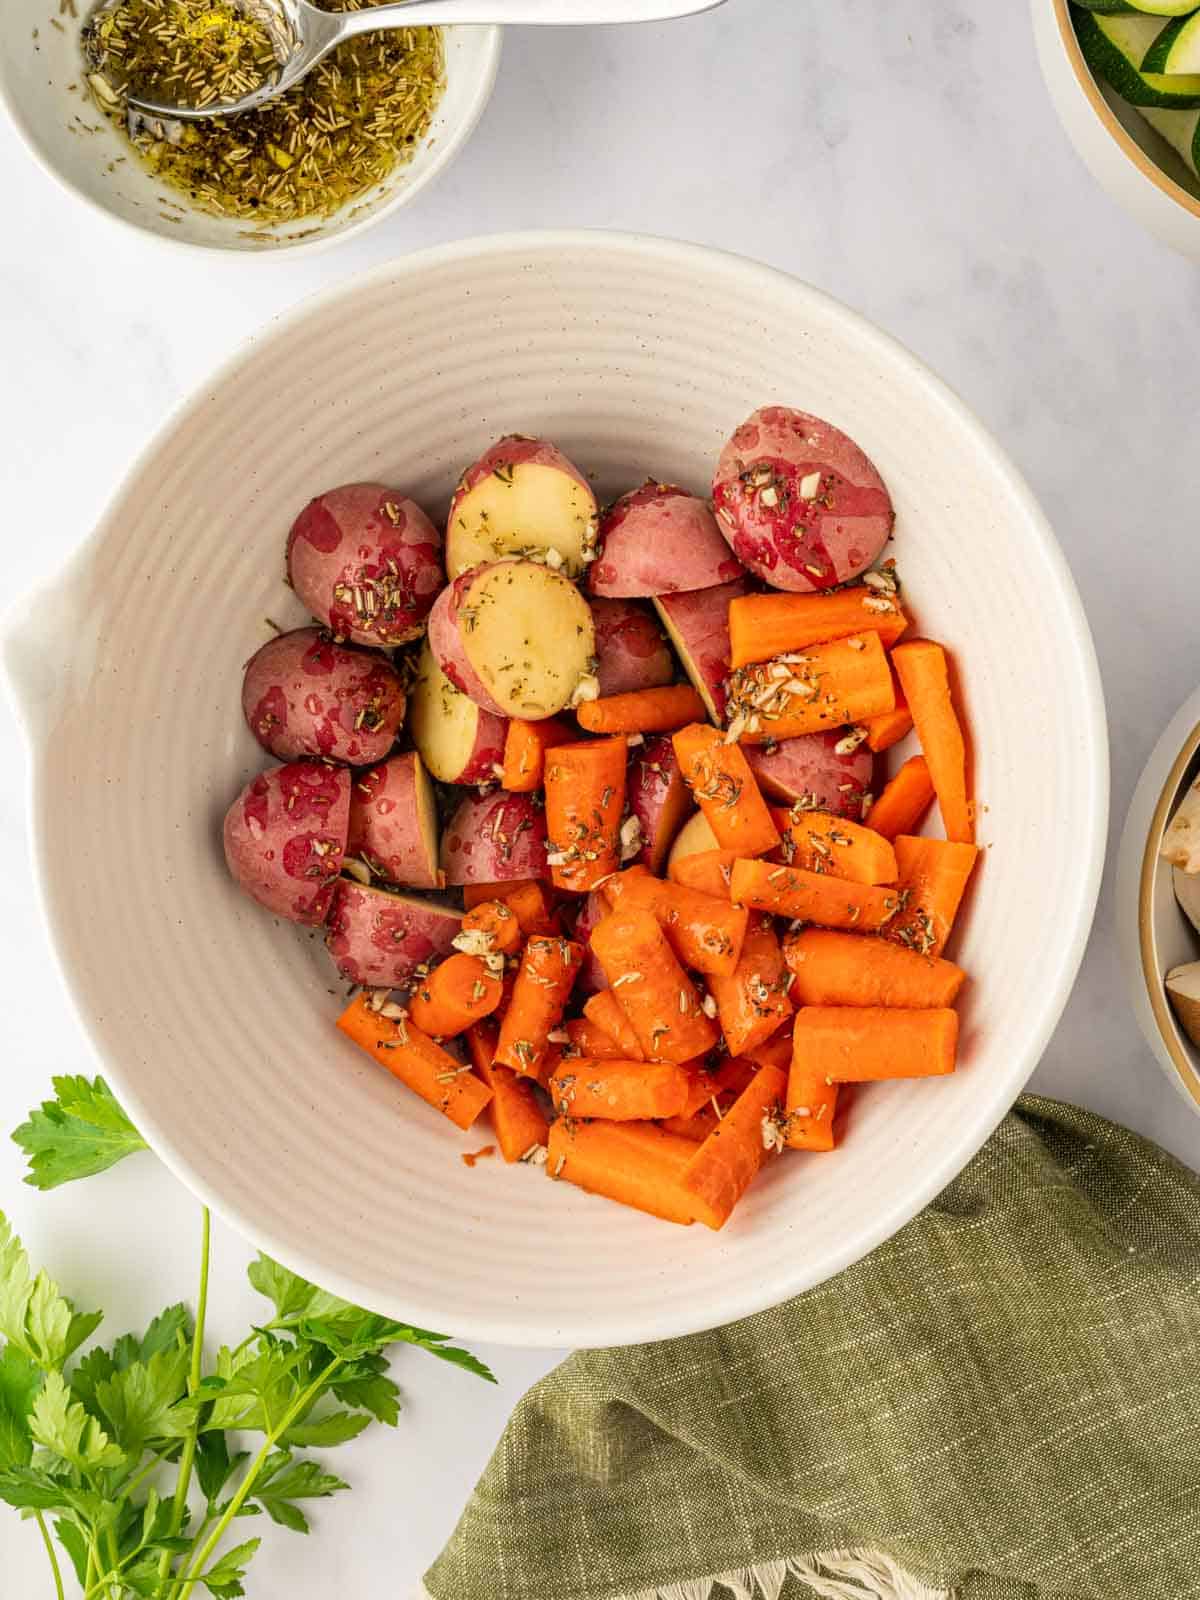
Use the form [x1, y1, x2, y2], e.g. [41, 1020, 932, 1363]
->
[653, 577, 750, 724]
[325, 880, 461, 987]
[287, 483, 443, 648]
[745, 730, 874, 818]
[241, 626, 406, 765]
[589, 597, 676, 698]
[445, 436, 599, 579]
[590, 483, 746, 597]
[222, 761, 350, 925]
[348, 752, 441, 891]
[407, 641, 507, 787]
[440, 791, 549, 887]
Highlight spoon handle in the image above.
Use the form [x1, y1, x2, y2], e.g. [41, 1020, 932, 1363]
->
[334, 0, 726, 32]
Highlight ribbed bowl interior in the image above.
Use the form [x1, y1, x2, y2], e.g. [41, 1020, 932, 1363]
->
[17, 234, 1106, 1345]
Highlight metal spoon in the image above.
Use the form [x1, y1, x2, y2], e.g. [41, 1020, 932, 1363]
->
[122, 0, 728, 120]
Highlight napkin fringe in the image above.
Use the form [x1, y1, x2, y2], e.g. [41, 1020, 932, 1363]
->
[612, 1549, 950, 1600]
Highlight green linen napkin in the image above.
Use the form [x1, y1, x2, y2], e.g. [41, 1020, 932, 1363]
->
[423, 1095, 1200, 1600]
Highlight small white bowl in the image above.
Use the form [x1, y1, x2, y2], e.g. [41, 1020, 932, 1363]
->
[1, 231, 1108, 1347]
[1033, 0, 1200, 258]
[0, 9, 500, 254]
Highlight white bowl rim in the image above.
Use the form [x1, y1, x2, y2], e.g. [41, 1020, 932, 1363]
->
[0, 24, 502, 258]
[3, 230, 1110, 1344]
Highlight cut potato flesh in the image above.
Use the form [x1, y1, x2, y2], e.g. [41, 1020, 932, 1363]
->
[667, 810, 721, 869]
[459, 562, 596, 719]
[409, 641, 506, 785]
[447, 464, 599, 579]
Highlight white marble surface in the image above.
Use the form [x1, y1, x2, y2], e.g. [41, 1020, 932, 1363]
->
[4, 0, 1200, 1590]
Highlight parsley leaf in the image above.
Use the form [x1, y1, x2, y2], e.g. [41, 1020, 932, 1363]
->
[280, 1410, 369, 1449]
[199, 1536, 261, 1598]
[330, 1355, 401, 1426]
[246, 1256, 354, 1325]
[0, 1212, 102, 1368]
[0, 1463, 71, 1510]
[195, 1431, 248, 1509]
[13, 1075, 148, 1191]
[94, 1342, 192, 1454]
[251, 1450, 348, 1533]
[0, 1345, 40, 1469]
[30, 1370, 124, 1471]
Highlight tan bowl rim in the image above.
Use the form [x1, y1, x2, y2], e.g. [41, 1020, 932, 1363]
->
[1140, 718, 1200, 1106]
[1053, 0, 1200, 221]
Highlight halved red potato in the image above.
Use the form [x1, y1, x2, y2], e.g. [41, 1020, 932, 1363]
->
[711, 407, 894, 592]
[569, 890, 610, 994]
[744, 730, 874, 819]
[666, 810, 720, 871]
[408, 641, 507, 787]
[223, 762, 350, 926]
[440, 791, 549, 886]
[348, 751, 440, 890]
[589, 483, 746, 598]
[428, 559, 596, 721]
[287, 483, 443, 647]
[325, 880, 461, 987]
[445, 436, 599, 579]
[590, 598, 675, 697]
[628, 736, 693, 874]
[653, 578, 749, 723]
[241, 627, 405, 765]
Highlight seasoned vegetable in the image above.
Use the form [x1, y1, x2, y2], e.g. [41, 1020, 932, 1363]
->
[602, 865, 749, 979]
[590, 482, 745, 597]
[548, 1119, 702, 1225]
[494, 936, 583, 1077]
[673, 723, 781, 857]
[728, 584, 908, 667]
[725, 634, 895, 743]
[590, 597, 676, 697]
[775, 809, 899, 886]
[680, 1064, 788, 1230]
[628, 736, 694, 875]
[865, 755, 935, 841]
[544, 737, 628, 893]
[446, 436, 599, 579]
[783, 928, 965, 1009]
[654, 578, 750, 723]
[730, 859, 903, 932]
[466, 1020, 550, 1161]
[791, 1006, 959, 1080]
[887, 836, 979, 958]
[440, 791, 549, 887]
[706, 913, 794, 1057]
[347, 751, 440, 890]
[242, 626, 406, 764]
[337, 994, 493, 1131]
[502, 717, 575, 793]
[548, 1060, 690, 1121]
[325, 881, 460, 987]
[408, 640, 507, 787]
[578, 684, 707, 736]
[588, 908, 719, 1063]
[408, 952, 504, 1038]
[223, 761, 349, 925]
[743, 729, 874, 818]
[891, 640, 973, 844]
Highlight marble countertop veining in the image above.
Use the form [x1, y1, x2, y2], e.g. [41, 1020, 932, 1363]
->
[4, 0, 1200, 1589]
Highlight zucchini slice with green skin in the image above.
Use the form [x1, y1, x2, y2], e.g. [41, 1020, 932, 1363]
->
[1141, 104, 1200, 170]
[1073, 0, 1137, 12]
[1126, 0, 1200, 14]
[1144, 10, 1200, 70]
[1074, 8, 1200, 104]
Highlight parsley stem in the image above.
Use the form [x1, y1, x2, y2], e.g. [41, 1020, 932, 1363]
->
[35, 1513, 64, 1600]
[156, 1205, 211, 1596]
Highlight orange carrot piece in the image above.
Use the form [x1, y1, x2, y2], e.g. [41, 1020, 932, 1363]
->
[887, 835, 979, 958]
[864, 695, 913, 754]
[544, 737, 627, 893]
[462, 879, 557, 934]
[564, 1017, 629, 1060]
[672, 723, 780, 857]
[891, 640, 972, 844]
[602, 864, 749, 978]
[785, 1030, 838, 1152]
[744, 1031, 793, 1072]
[548, 1059, 690, 1121]
[548, 1119, 700, 1225]
[725, 634, 896, 743]
[664, 1055, 761, 1137]
[706, 913, 793, 1057]
[774, 809, 899, 886]
[661, 1106, 722, 1141]
[668, 848, 738, 901]
[680, 1064, 788, 1230]
[578, 684, 707, 736]
[502, 718, 575, 793]
[407, 953, 503, 1039]
[459, 897, 523, 957]
[792, 1005, 959, 1081]
[466, 1020, 549, 1162]
[337, 995, 493, 1131]
[730, 859, 903, 932]
[865, 756, 935, 841]
[727, 589, 909, 669]
[589, 908, 720, 1063]
[582, 989, 646, 1060]
[782, 927, 965, 1009]
[494, 935, 583, 1076]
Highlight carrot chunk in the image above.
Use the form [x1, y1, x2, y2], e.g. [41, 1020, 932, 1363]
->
[459, 897, 523, 957]
[730, 859, 903, 932]
[337, 995, 492, 1131]
[589, 907, 720, 1063]
[602, 864, 749, 978]
[791, 1005, 958, 1081]
[728, 588, 909, 668]
[548, 1060, 690, 1121]
[774, 809, 898, 886]
[466, 1021, 549, 1162]
[582, 989, 646, 1060]
[785, 1029, 838, 1152]
[706, 914, 793, 1057]
[462, 879, 557, 934]
[865, 756, 935, 841]
[578, 684, 707, 736]
[887, 835, 979, 958]
[680, 1064, 788, 1230]
[891, 640, 972, 844]
[783, 927, 965, 1009]
[672, 723, 780, 857]
[667, 848, 738, 900]
[548, 1119, 700, 1225]
[501, 718, 575, 793]
[544, 737, 627, 893]
[725, 634, 896, 743]
[494, 936, 583, 1076]
[408, 953, 503, 1039]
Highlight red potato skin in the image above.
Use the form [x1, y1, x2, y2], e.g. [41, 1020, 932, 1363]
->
[324, 880, 460, 986]
[440, 791, 549, 886]
[426, 569, 505, 717]
[241, 627, 405, 766]
[590, 598, 675, 697]
[654, 578, 749, 723]
[569, 891, 610, 994]
[712, 408, 894, 592]
[744, 731, 874, 820]
[589, 483, 746, 598]
[439, 706, 507, 787]
[449, 434, 593, 519]
[223, 762, 350, 926]
[287, 484, 443, 647]
[347, 752, 439, 890]
[628, 736, 694, 874]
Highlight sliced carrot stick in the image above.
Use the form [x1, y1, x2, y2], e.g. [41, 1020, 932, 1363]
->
[665, 1055, 762, 1138]
[774, 809, 899, 886]
[577, 684, 707, 736]
[728, 589, 909, 669]
[864, 694, 913, 754]
[337, 995, 493, 1131]
[865, 756, 935, 841]
[706, 913, 793, 1057]
[548, 1119, 700, 1225]
[730, 859, 904, 932]
[466, 1021, 549, 1162]
[785, 1031, 838, 1152]
[407, 953, 504, 1039]
[679, 1058, 723, 1118]
[602, 864, 749, 978]
[564, 1017, 629, 1060]
[544, 737, 627, 893]
[891, 640, 972, 844]
[792, 1005, 958, 1081]
[680, 1063, 788, 1230]
[672, 723, 780, 857]
[782, 927, 965, 1009]
[725, 634, 896, 744]
[501, 717, 575, 793]
[458, 898, 522, 957]
[494, 935, 583, 1076]
[548, 1059, 690, 1121]
[668, 848, 738, 900]
[582, 988, 646, 1060]
[888, 835, 979, 958]
[744, 1031, 793, 1073]
[660, 1105, 722, 1141]
[462, 879, 557, 934]
[589, 908, 719, 1063]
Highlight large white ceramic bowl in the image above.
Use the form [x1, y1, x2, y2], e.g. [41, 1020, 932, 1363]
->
[1033, 0, 1200, 258]
[2, 232, 1108, 1347]
[0, 5, 499, 254]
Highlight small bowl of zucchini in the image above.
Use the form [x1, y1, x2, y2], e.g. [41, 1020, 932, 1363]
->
[1033, 0, 1200, 257]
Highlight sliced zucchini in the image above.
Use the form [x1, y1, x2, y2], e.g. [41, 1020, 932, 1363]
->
[1124, 0, 1200, 13]
[1073, 0, 1138, 11]
[1075, 8, 1200, 104]
[1140, 104, 1200, 171]
[1143, 10, 1200, 70]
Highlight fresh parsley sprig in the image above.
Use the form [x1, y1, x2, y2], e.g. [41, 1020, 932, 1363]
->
[1, 1076, 495, 1598]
